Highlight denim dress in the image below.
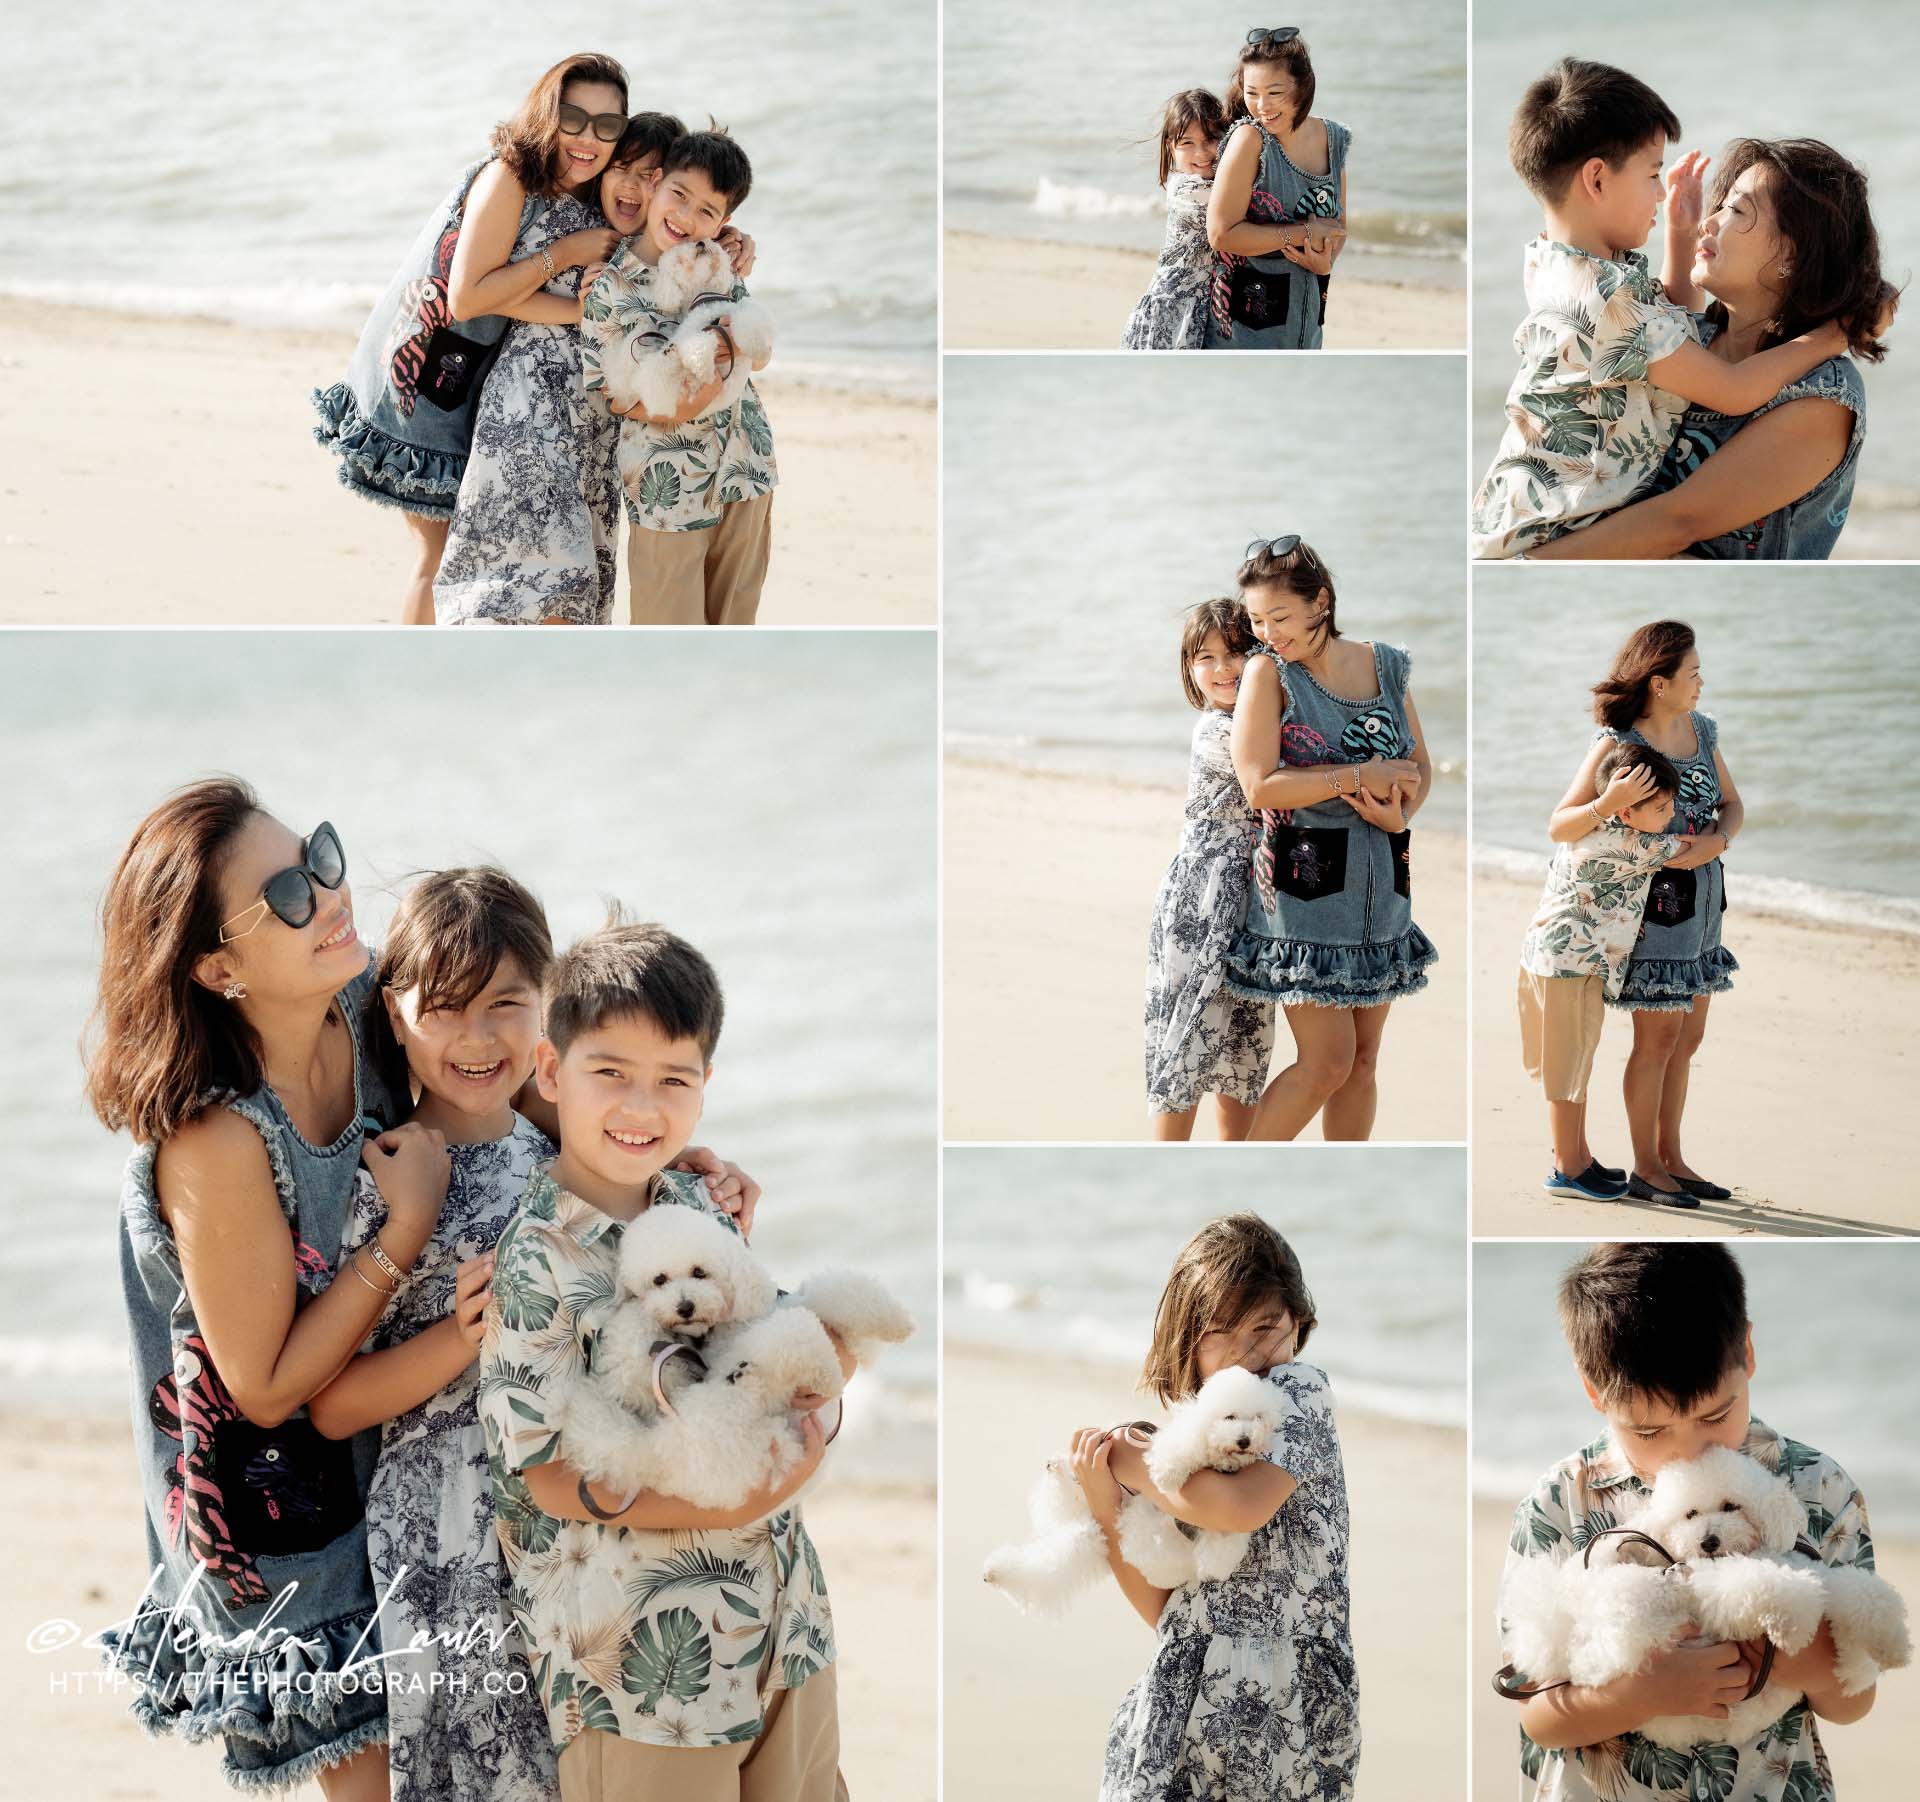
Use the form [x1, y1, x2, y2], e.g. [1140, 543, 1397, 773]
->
[1647, 321, 1866, 559]
[1203, 117, 1350, 350]
[101, 963, 406, 1790]
[1599, 714, 1738, 1012]
[1225, 642, 1438, 1010]
[312, 159, 544, 520]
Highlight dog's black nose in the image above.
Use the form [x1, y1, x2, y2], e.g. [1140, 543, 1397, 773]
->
[676, 1299, 696, 1319]
[1701, 1533, 1720, 1555]
[1236, 1436, 1250, 1451]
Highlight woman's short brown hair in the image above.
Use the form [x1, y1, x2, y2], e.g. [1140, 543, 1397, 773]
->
[85, 777, 269, 1145]
[1591, 619, 1694, 732]
[1225, 35, 1315, 132]
[490, 52, 630, 200]
[1155, 88, 1231, 186]
[1703, 138, 1899, 364]
[1235, 538, 1340, 647]
[1141, 1213, 1317, 1403]
[1178, 597, 1256, 709]
[366, 867, 554, 1107]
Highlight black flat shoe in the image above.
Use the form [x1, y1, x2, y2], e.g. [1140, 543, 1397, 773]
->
[1627, 1174, 1699, 1209]
[1674, 1175, 1732, 1201]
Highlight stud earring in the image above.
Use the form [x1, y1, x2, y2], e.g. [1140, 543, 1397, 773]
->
[224, 981, 248, 1001]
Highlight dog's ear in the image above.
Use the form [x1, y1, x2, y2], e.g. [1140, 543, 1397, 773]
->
[723, 1235, 779, 1320]
[1754, 1469, 1808, 1551]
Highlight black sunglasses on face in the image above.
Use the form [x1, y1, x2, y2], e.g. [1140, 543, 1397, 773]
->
[218, 822, 348, 943]
[1245, 533, 1304, 561]
[557, 102, 628, 143]
[1246, 27, 1302, 52]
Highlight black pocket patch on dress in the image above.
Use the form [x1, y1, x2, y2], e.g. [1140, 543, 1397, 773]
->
[1644, 866, 1698, 928]
[1390, 829, 1411, 900]
[415, 326, 489, 412]
[1229, 262, 1298, 334]
[211, 1418, 363, 1557]
[1275, 826, 1349, 902]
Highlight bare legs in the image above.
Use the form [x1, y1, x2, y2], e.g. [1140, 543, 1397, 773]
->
[1547, 1099, 1595, 1178]
[1654, 994, 1712, 1180]
[1149, 1095, 1258, 1142]
[1624, 998, 1711, 1186]
[400, 511, 450, 626]
[1247, 1003, 1391, 1141]
[315, 1742, 389, 1801]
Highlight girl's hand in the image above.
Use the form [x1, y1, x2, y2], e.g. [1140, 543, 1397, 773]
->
[671, 1147, 761, 1237]
[1069, 1427, 1125, 1529]
[579, 260, 610, 295]
[1598, 761, 1658, 817]
[717, 226, 756, 278]
[1345, 782, 1408, 833]
[359, 1123, 450, 1246]
[1665, 150, 1712, 239]
[555, 227, 622, 271]
[453, 1252, 495, 1352]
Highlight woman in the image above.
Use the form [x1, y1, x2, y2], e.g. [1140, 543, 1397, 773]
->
[1547, 623, 1742, 1205]
[84, 780, 756, 1797]
[1531, 139, 1895, 560]
[1223, 538, 1437, 1140]
[1203, 29, 1350, 351]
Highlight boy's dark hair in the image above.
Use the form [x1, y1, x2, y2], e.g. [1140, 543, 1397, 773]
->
[1154, 88, 1230, 187]
[1508, 59, 1680, 205]
[1142, 1213, 1317, 1404]
[610, 110, 686, 170]
[1594, 740, 1680, 802]
[544, 910, 724, 1061]
[1558, 1243, 1749, 1410]
[1178, 597, 1256, 710]
[661, 125, 752, 213]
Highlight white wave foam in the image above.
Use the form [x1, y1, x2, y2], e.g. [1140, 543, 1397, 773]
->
[1030, 176, 1162, 221]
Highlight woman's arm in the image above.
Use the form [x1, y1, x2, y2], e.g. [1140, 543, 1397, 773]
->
[1400, 688, 1432, 820]
[1205, 129, 1315, 256]
[1664, 831, 1729, 870]
[446, 162, 614, 326]
[1646, 325, 1849, 416]
[1106, 1432, 1298, 1534]
[1229, 656, 1416, 807]
[1712, 748, 1744, 843]
[156, 1114, 449, 1428]
[1528, 398, 1853, 560]
[1547, 737, 1666, 843]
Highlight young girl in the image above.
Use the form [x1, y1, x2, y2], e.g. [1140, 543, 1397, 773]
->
[1144, 599, 1277, 1139]
[1074, 1213, 1359, 1801]
[1122, 89, 1230, 351]
[306, 867, 562, 1800]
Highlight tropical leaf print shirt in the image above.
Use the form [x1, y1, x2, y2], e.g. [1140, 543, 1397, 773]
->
[1472, 239, 1696, 559]
[476, 1166, 834, 1751]
[1519, 823, 1680, 999]
[1501, 1418, 1877, 1802]
[580, 245, 778, 533]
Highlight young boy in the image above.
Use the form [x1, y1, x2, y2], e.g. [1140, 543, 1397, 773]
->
[1471, 58, 1847, 558]
[585, 127, 777, 626]
[1517, 741, 1728, 1205]
[477, 918, 849, 1802]
[1501, 1243, 1880, 1800]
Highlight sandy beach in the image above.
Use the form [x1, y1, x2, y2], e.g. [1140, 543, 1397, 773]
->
[943, 760, 1468, 1141]
[5, 1407, 933, 1800]
[1472, 861, 1920, 1236]
[942, 231, 1465, 351]
[947, 1342, 1465, 1801]
[0, 299, 933, 626]
[1472, 1497, 1917, 1799]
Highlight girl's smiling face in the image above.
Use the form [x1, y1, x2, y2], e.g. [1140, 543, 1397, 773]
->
[1241, 583, 1331, 662]
[1190, 628, 1245, 709]
[1693, 164, 1788, 303]
[1241, 62, 1301, 134]
[1197, 1302, 1298, 1381]
[601, 152, 660, 238]
[384, 954, 540, 1132]
[1170, 125, 1219, 180]
[557, 78, 626, 188]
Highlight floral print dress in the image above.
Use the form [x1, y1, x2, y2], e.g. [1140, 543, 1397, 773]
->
[1501, 1417, 1877, 1802]
[432, 196, 621, 625]
[1145, 707, 1277, 1113]
[1122, 173, 1215, 350]
[1102, 1362, 1359, 1802]
[338, 1112, 560, 1802]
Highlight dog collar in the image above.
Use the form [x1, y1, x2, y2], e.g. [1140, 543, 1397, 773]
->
[649, 1338, 707, 1416]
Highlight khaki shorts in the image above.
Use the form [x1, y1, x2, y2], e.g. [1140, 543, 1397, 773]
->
[556, 1663, 847, 1802]
[626, 491, 774, 626]
[1517, 969, 1607, 1104]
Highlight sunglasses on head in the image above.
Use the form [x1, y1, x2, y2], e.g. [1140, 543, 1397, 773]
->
[1245, 533, 1303, 561]
[218, 822, 348, 943]
[1246, 26, 1302, 52]
[557, 102, 628, 143]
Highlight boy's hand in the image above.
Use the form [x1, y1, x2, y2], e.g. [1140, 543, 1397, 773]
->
[717, 225, 756, 278]
[1665, 150, 1711, 239]
[671, 1146, 761, 1237]
[453, 1252, 495, 1353]
[1630, 1629, 1754, 1721]
[1069, 1427, 1125, 1530]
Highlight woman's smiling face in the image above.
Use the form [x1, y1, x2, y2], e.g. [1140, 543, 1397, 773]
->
[1241, 584, 1331, 662]
[1693, 164, 1788, 303]
[557, 78, 626, 187]
[1241, 62, 1300, 133]
[204, 813, 366, 1002]
[601, 152, 660, 237]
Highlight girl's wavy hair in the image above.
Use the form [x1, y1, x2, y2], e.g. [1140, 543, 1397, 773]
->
[1235, 537, 1339, 650]
[1591, 619, 1695, 731]
[1154, 88, 1231, 186]
[1178, 597, 1256, 709]
[366, 867, 555, 1109]
[85, 777, 272, 1145]
[1704, 138, 1898, 363]
[1225, 33, 1315, 130]
[1142, 1213, 1317, 1403]
[491, 52, 630, 199]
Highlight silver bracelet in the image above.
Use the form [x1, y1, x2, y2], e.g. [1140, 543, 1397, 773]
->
[366, 1238, 407, 1289]
[349, 1254, 396, 1299]
[539, 245, 556, 281]
[1586, 801, 1608, 827]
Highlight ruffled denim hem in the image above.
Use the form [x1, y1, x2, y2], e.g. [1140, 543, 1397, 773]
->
[103, 1604, 387, 1788]
[1222, 924, 1438, 1010]
[1608, 946, 1739, 1013]
[310, 381, 465, 520]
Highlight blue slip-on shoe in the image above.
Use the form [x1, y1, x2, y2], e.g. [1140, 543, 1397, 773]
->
[1576, 1160, 1629, 1197]
[1627, 1173, 1699, 1209]
[1544, 1166, 1625, 1201]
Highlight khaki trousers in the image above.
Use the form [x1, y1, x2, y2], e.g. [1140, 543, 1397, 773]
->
[625, 492, 774, 625]
[1516, 969, 1607, 1104]
[555, 1664, 848, 1802]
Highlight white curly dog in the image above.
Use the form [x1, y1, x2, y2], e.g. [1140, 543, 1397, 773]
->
[1500, 1444, 1910, 1748]
[595, 237, 774, 425]
[552, 1205, 912, 1510]
[982, 1365, 1285, 1614]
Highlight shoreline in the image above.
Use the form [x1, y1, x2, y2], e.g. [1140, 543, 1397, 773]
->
[0, 298, 933, 627]
[943, 229, 1465, 350]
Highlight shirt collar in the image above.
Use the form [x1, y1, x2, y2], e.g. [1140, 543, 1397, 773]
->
[524, 1163, 667, 1250]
